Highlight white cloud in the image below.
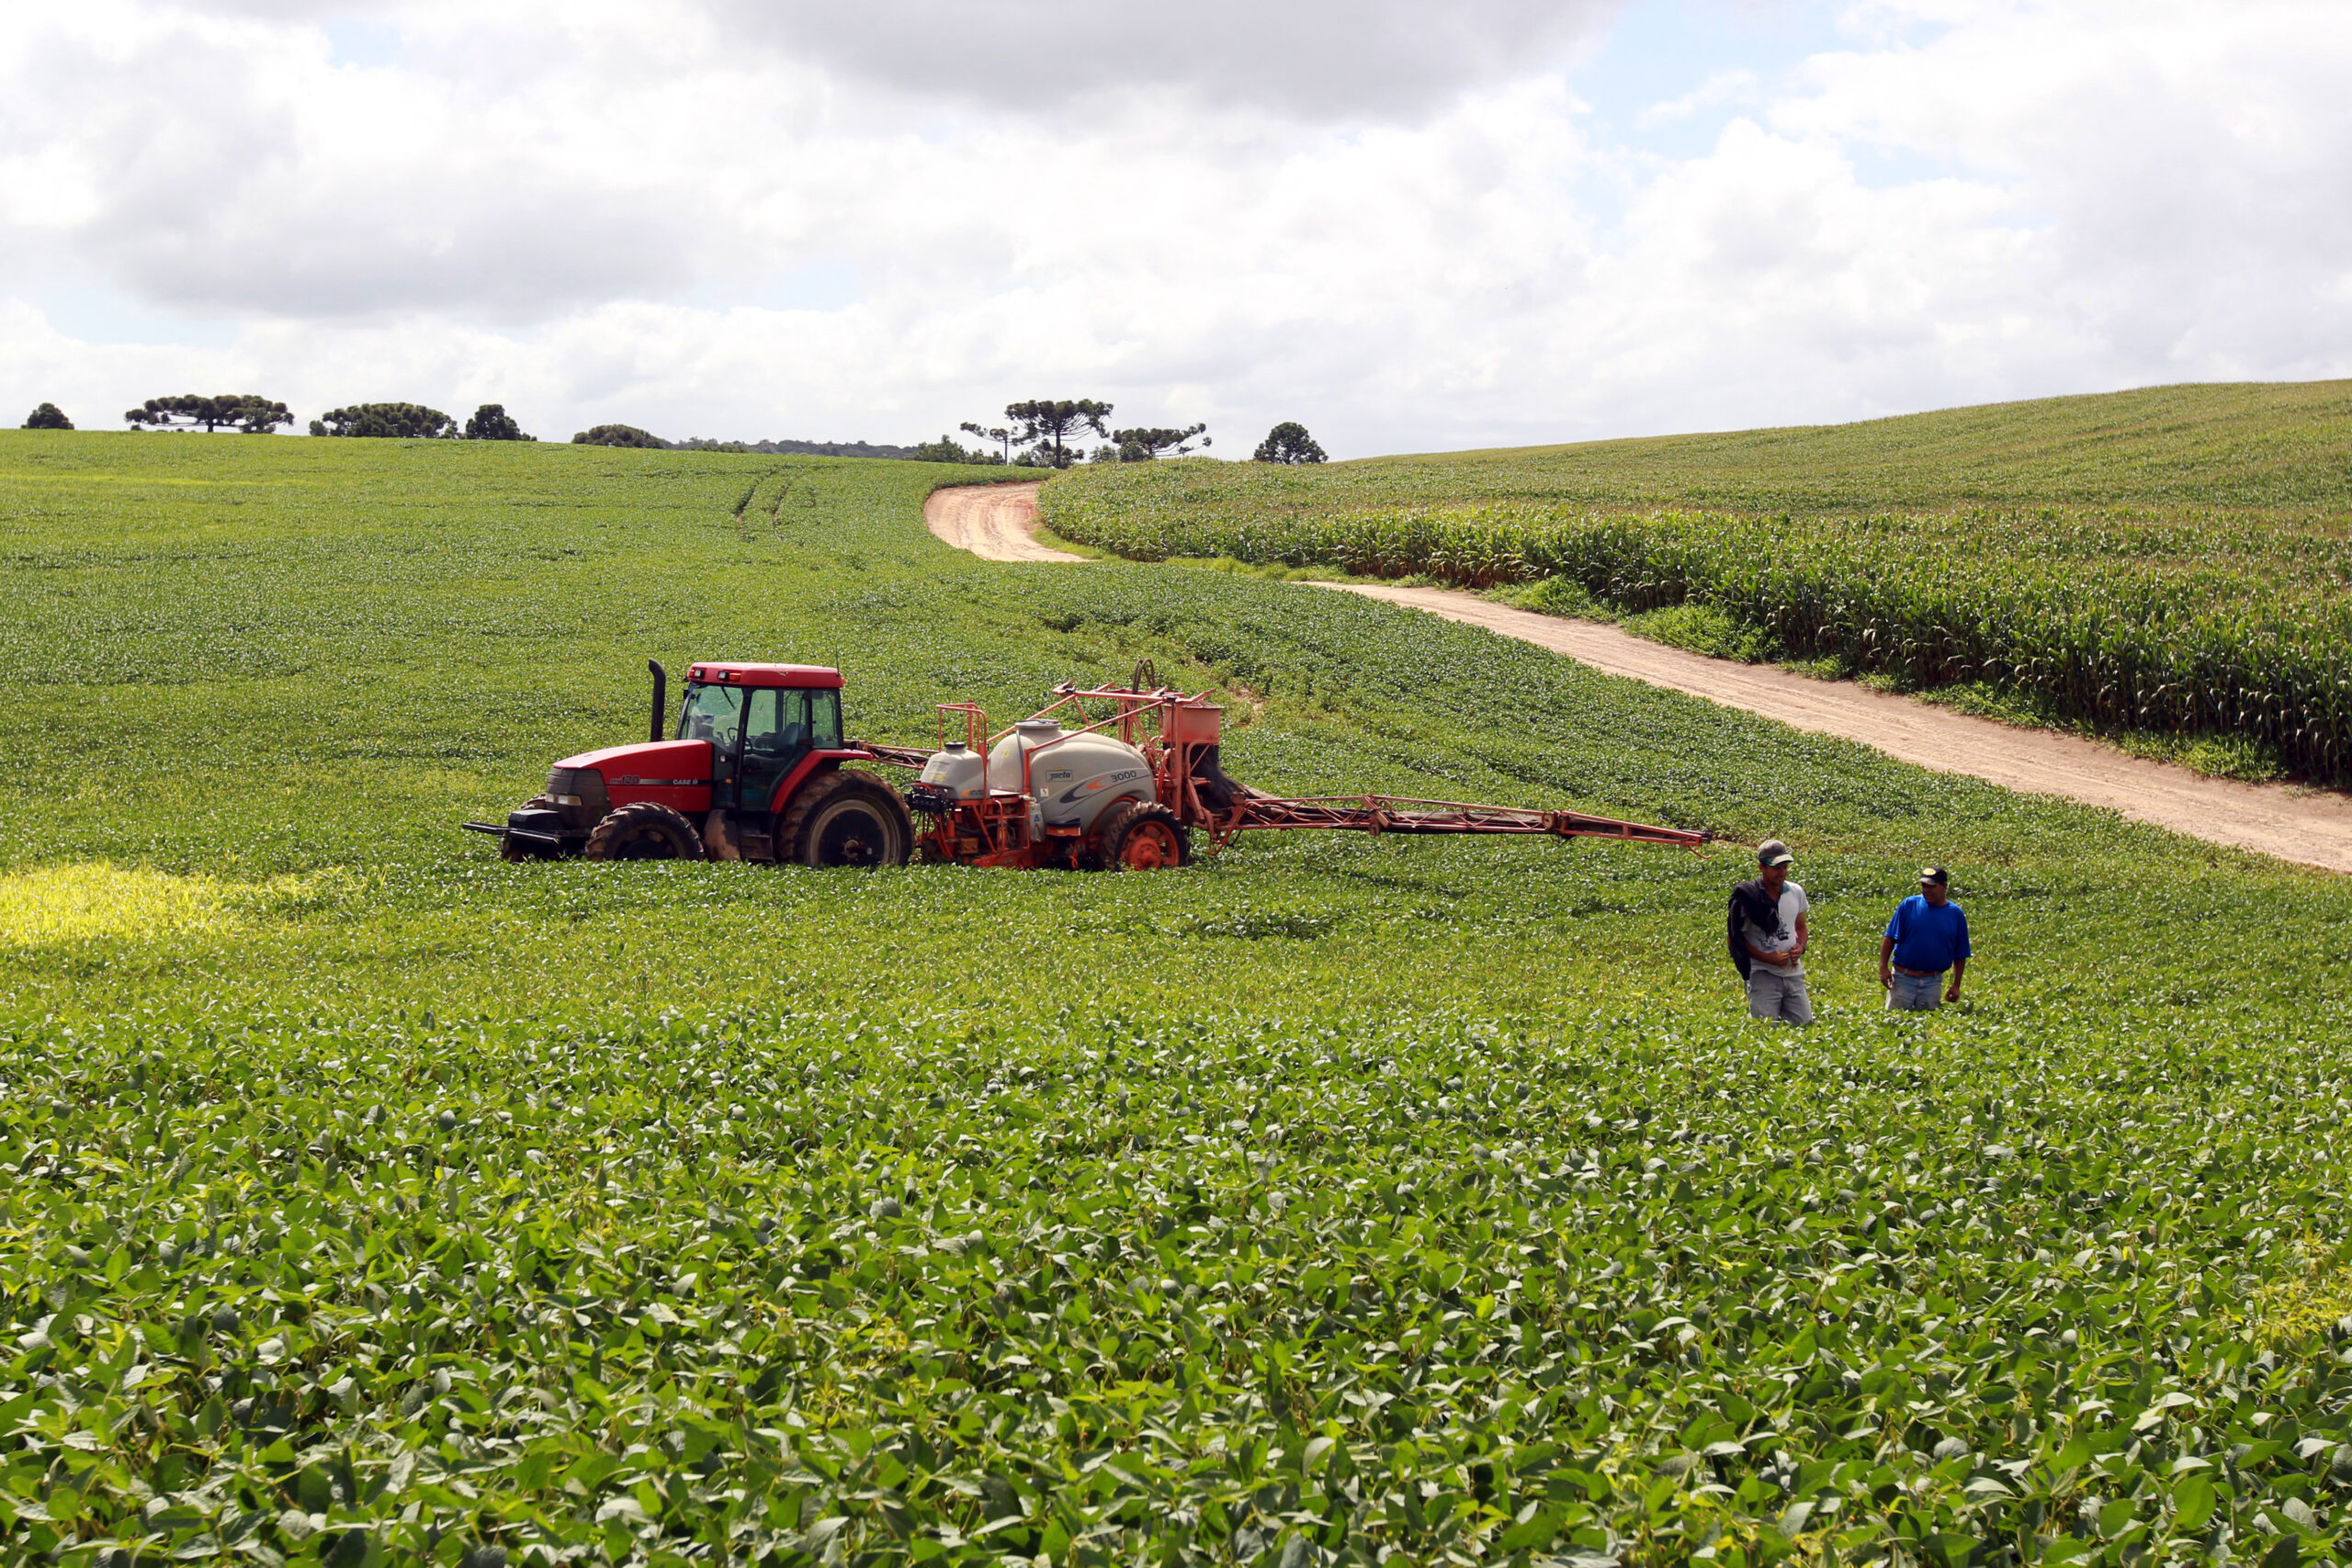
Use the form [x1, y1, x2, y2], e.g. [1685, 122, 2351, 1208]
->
[1635, 68, 1761, 131]
[711, 0, 1622, 120]
[2, 0, 2350, 456]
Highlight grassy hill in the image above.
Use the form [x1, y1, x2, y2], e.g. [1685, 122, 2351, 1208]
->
[1186, 380, 2352, 518]
[2, 430, 2348, 1565]
[1044, 380, 2352, 784]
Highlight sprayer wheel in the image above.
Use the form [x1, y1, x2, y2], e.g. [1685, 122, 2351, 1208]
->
[1099, 801, 1191, 871]
[582, 801, 706, 862]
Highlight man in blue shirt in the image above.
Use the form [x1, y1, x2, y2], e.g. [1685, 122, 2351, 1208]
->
[1880, 865, 1970, 1010]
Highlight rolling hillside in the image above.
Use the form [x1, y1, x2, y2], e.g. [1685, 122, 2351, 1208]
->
[1215, 380, 2352, 517]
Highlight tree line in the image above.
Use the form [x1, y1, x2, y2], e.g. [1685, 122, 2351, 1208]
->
[310, 403, 533, 440]
[20, 395, 1332, 464]
[916, 400, 1325, 468]
[11, 395, 542, 440]
[19, 399, 899, 452]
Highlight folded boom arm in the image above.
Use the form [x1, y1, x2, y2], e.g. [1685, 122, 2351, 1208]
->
[1215, 786, 1707, 846]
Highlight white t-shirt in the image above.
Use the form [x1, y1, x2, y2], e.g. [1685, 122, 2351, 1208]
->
[1741, 882, 1810, 976]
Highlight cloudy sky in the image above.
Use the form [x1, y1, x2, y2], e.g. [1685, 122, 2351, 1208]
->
[3, 0, 2346, 457]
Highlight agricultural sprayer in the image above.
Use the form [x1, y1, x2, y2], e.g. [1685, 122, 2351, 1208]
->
[463, 659, 1708, 868]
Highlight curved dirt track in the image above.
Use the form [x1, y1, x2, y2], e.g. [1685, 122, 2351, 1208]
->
[925, 484, 2352, 874]
[924, 482, 1080, 562]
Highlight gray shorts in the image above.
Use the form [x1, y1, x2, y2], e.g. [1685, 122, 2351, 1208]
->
[1886, 971, 1944, 1010]
[1746, 966, 1814, 1025]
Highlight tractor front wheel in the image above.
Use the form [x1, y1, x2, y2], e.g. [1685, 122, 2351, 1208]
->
[780, 771, 911, 868]
[1097, 801, 1191, 871]
[582, 802, 706, 862]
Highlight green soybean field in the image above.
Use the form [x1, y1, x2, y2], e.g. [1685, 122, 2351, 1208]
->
[1039, 381, 2352, 784]
[3, 429, 2351, 1568]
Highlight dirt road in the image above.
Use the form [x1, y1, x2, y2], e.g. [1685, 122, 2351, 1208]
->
[924, 484, 2352, 873]
[924, 482, 1080, 562]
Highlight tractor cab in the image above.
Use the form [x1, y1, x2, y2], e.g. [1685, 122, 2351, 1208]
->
[673, 663, 846, 815]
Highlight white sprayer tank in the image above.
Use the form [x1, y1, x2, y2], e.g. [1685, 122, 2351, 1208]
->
[915, 742, 989, 802]
[967, 718, 1156, 831]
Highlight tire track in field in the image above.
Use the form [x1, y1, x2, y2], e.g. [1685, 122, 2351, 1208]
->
[923, 484, 2352, 873]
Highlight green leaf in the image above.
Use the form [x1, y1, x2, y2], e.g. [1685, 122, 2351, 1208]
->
[2172, 1473, 2216, 1533]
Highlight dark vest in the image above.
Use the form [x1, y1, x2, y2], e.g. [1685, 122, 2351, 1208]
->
[1725, 878, 1781, 978]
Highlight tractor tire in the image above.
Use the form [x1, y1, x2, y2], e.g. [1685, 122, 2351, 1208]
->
[779, 770, 911, 869]
[582, 801, 706, 862]
[1097, 800, 1191, 871]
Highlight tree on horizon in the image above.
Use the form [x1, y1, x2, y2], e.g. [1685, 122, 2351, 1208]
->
[311, 403, 458, 439]
[958, 422, 1016, 462]
[1110, 423, 1210, 461]
[125, 395, 293, 434]
[464, 404, 533, 441]
[22, 402, 73, 431]
[1253, 422, 1327, 465]
[1003, 400, 1113, 468]
[912, 434, 1006, 465]
[571, 424, 663, 447]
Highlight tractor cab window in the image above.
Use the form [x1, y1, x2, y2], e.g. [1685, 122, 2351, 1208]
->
[811, 689, 842, 749]
[744, 688, 811, 761]
[676, 682, 744, 750]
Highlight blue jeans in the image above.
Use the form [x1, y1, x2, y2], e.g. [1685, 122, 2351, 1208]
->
[1886, 971, 1944, 1010]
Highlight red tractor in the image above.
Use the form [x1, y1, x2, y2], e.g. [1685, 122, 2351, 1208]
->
[465, 659, 1708, 869]
[465, 660, 916, 866]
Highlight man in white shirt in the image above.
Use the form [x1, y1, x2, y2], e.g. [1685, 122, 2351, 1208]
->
[1738, 839, 1814, 1025]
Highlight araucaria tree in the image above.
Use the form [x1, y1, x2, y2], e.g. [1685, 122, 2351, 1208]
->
[310, 404, 458, 439]
[958, 423, 1016, 462]
[1253, 422, 1327, 465]
[1111, 423, 1209, 461]
[464, 404, 533, 441]
[22, 402, 73, 431]
[1003, 400, 1113, 468]
[125, 395, 294, 434]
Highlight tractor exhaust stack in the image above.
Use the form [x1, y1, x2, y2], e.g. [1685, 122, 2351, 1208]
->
[647, 660, 667, 744]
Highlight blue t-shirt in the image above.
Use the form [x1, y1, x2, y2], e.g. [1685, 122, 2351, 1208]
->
[1885, 895, 1971, 974]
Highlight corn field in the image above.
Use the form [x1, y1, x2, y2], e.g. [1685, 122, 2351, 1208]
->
[1042, 491, 2352, 784]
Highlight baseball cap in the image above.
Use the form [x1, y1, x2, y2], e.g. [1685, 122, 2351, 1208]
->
[1918, 865, 1949, 884]
[1757, 839, 1793, 867]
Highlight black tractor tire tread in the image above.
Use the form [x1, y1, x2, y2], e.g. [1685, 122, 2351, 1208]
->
[582, 801, 706, 862]
[778, 769, 912, 868]
[1099, 799, 1191, 871]
[1091, 800, 1142, 870]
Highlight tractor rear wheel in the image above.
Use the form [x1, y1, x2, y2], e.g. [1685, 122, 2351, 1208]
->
[780, 770, 911, 868]
[582, 801, 706, 862]
[1097, 800, 1191, 871]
